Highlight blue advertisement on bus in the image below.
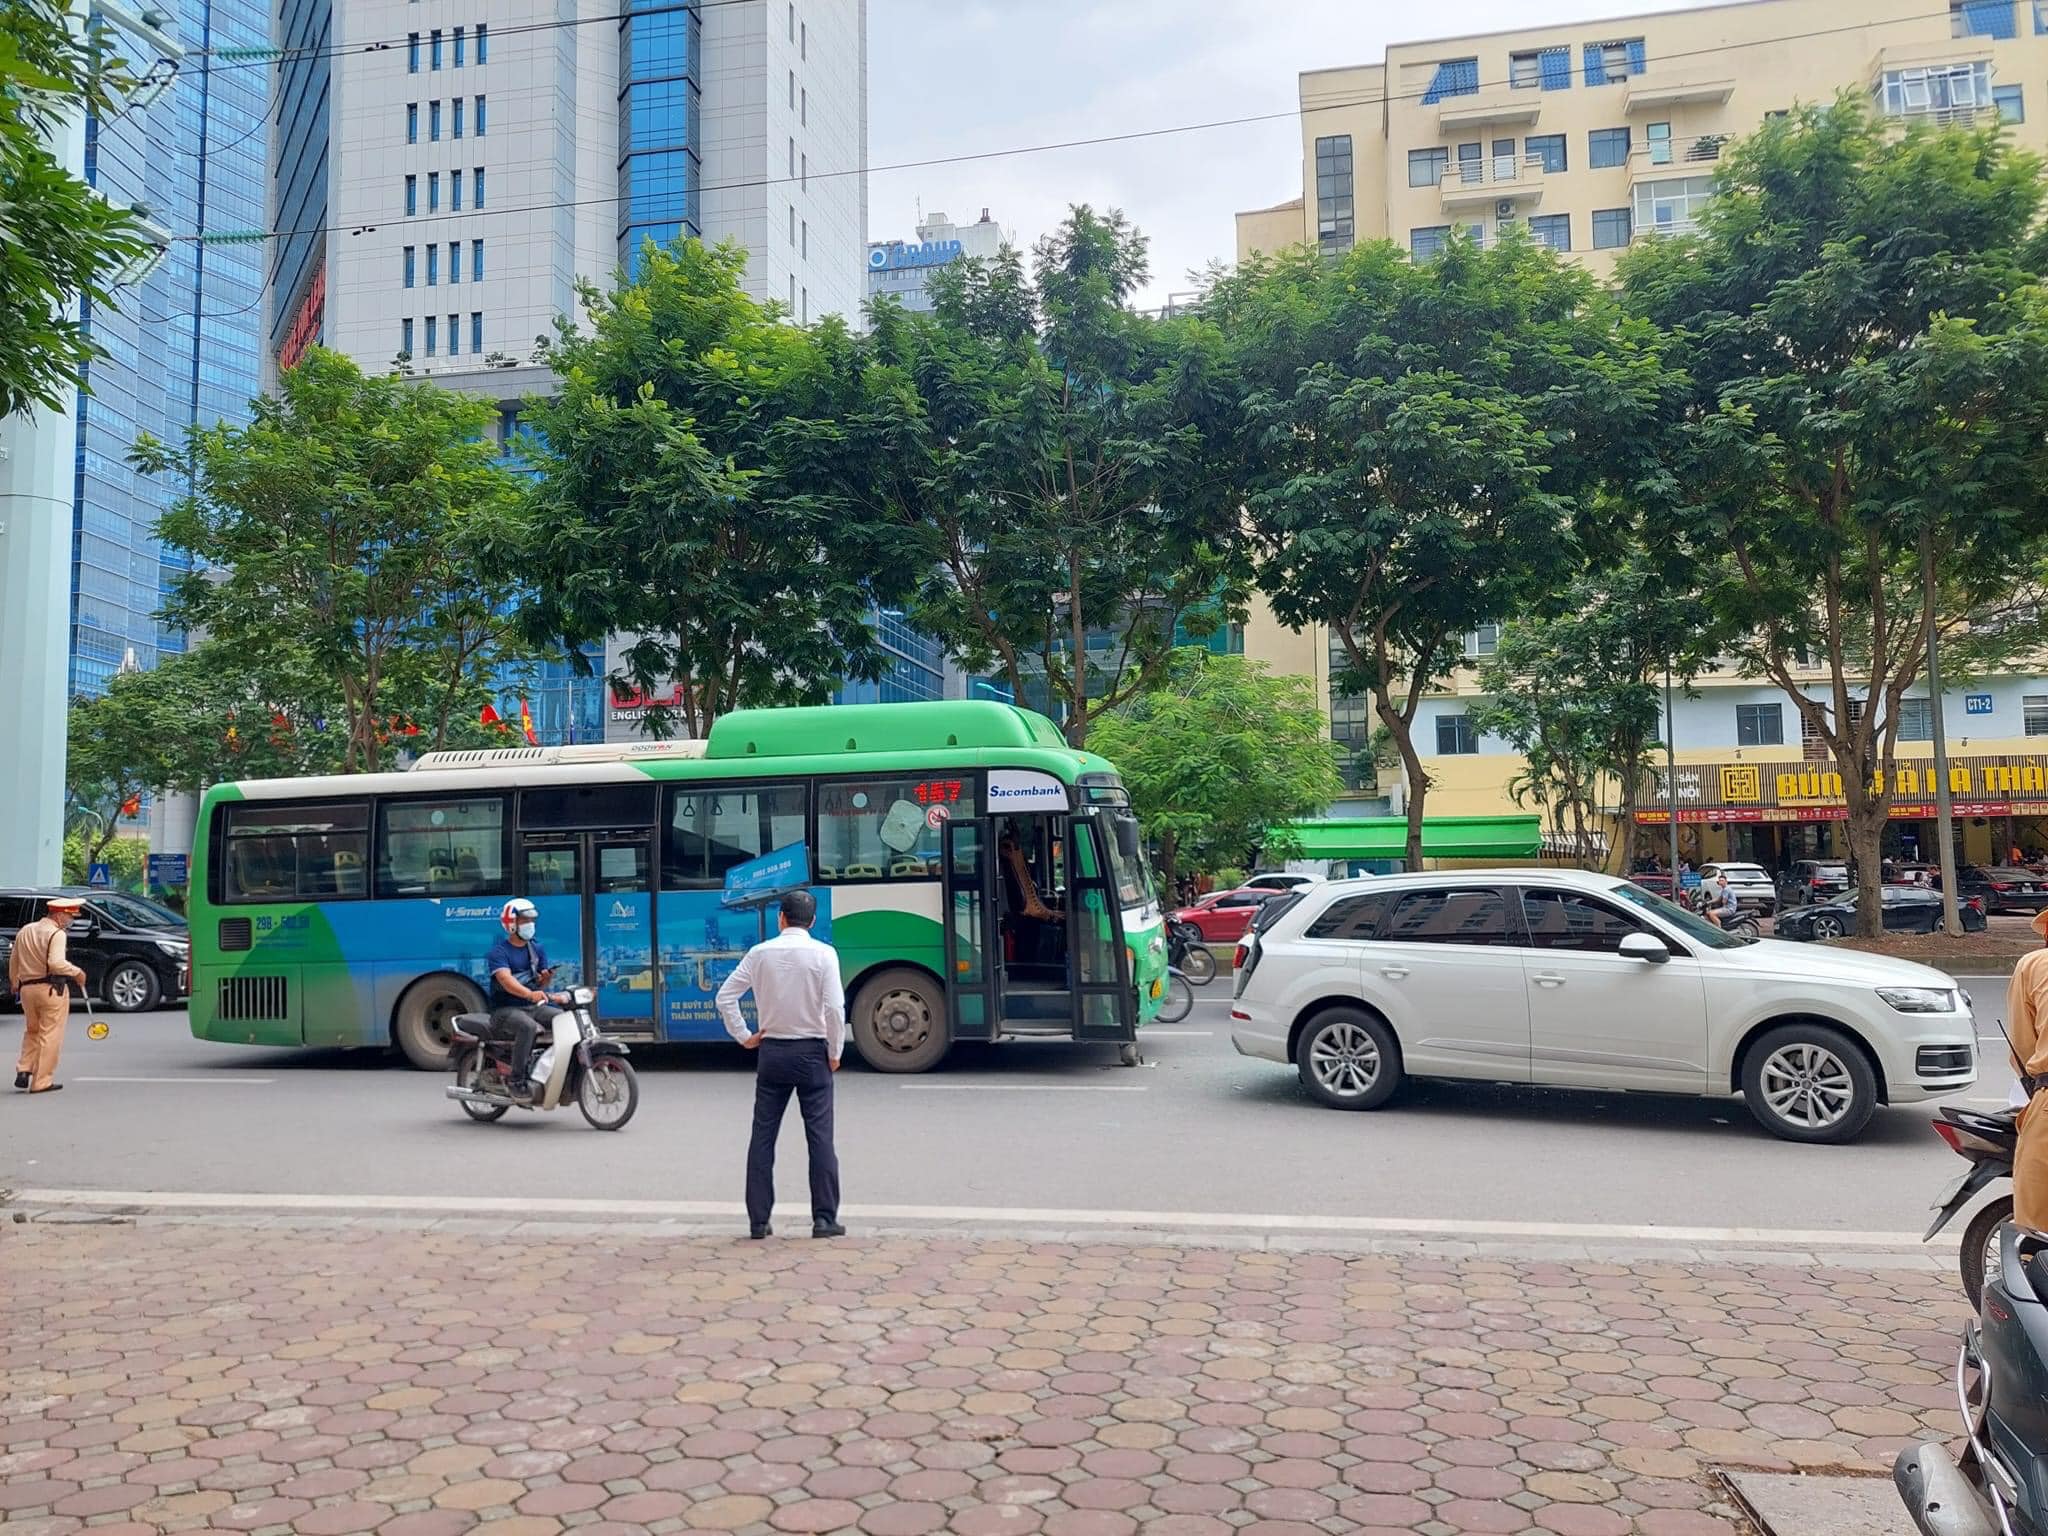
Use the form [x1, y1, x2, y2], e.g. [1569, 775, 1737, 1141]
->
[656, 889, 833, 1039]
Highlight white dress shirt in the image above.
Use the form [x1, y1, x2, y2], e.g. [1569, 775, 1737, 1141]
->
[715, 926, 847, 1060]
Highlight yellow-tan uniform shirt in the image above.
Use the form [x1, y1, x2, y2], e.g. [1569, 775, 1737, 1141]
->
[7, 917, 84, 989]
[2003, 950, 2048, 1229]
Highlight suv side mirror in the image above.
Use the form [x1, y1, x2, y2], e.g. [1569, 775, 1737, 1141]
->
[1619, 932, 1669, 964]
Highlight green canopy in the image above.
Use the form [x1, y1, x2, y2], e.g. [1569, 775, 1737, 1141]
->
[1274, 815, 1543, 861]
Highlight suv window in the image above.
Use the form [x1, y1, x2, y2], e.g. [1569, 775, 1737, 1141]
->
[1218, 893, 1268, 908]
[1382, 887, 1517, 947]
[0, 896, 33, 927]
[1304, 891, 1391, 940]
[1520, 889, 1649, 953]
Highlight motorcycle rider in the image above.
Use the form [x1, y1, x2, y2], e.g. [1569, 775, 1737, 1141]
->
[2005, 908, 2048, 1230]
[487, 898, 567, 1098]
[1703, 873, 1741, 929]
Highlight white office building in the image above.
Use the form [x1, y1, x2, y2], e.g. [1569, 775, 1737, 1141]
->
[867, 208, 1008, 314]
[271, 0, 868, 391]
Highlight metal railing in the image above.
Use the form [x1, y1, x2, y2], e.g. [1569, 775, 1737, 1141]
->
[1439, 152, 1547, 193]
[1632, 134, 1726, 171]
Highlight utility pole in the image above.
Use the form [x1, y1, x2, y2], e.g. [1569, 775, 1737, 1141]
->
[1665, 664, 1680, 879]
[1923, 532, 1963, 937]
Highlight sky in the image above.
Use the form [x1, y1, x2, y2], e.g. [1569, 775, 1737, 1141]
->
[868, 0, 1708, 308]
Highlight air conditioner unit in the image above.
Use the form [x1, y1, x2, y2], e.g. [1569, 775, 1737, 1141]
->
[1496, 200, 1517, 220]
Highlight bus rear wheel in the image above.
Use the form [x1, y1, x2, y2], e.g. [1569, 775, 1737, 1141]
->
[851, 968, 949, 1074]
[395, 976, 484, 1071]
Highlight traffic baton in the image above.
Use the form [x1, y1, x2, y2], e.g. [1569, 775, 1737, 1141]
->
[83, 982, 108, 1041]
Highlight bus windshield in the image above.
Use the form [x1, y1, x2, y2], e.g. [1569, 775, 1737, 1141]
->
[1106, 810, 1155, 911]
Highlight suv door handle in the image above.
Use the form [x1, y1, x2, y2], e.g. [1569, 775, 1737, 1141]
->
[1532, 972, 1565, 987]
[1379, 965, 1410, 980]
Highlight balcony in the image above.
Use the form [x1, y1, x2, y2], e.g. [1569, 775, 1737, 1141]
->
[1627, 134, 1726, 184]
[1439, 152, 1549, 210]
[1869, 41, 1998, 127]
[1623, 72, 1735, 113]
[1436, 87, 1544, 132]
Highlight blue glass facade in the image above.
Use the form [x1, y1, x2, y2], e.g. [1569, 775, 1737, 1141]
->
[835, 609, 946, 706]
[71, 0, 270, 696]
[617, 0, 702, 275]
[269, 0, 329, 363]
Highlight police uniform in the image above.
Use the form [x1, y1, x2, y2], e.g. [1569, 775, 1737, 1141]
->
[9, 897, 86, 1093]
[2004, 908, 2048, 1229]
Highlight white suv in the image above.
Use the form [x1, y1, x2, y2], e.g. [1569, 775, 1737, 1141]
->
[1229, 868, 1976, 1143]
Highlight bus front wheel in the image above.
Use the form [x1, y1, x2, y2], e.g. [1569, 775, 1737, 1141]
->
[850, 968, 949, 1074]
[394, 976, 484, 1071]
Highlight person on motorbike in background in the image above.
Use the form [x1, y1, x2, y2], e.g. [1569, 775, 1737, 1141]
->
[1704, 873, 1741, 929]
[487, 898, 567, 1099]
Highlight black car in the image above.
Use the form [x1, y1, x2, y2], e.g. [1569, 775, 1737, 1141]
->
[1776, 859, 1851, 909]
[0, 888, 190, 1012]
[1956, 864, 2048, 914]
[1773, 885, 1987, 941]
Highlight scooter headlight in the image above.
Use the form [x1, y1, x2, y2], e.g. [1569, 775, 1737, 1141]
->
[571, 985, 597, 1007]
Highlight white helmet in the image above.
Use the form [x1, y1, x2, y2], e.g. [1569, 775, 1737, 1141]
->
[500, 898, 538, 933]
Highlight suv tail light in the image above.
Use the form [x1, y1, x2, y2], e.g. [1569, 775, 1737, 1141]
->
[1233, 944, 1249, 971]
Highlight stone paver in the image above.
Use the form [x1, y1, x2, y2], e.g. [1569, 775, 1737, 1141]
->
[0, 1220, 1967, 1534]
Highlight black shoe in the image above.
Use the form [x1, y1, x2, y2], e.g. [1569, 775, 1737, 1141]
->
[28, 1083, 61, 1094]
[13, 1072, 27, 1090]
[749, 1224, 773, 1240]
[507, 1078, 532, 1100]
[812, 1221, 846, 1239]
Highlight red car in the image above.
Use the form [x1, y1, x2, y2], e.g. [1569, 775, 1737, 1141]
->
[1170, 888, 1280, 944]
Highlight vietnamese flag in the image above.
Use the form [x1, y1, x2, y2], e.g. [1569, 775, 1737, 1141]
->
[120, 795, 141, 818]
[480, 702, 503, 729]
[519, 698, 538, 746]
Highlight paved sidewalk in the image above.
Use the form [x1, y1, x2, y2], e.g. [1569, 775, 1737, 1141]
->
[1, 1220, 1967, 1536]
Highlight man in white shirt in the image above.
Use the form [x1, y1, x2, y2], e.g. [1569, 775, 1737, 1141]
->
[715, 889, 846, 1239]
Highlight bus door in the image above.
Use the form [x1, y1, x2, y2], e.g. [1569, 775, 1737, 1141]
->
[941, 818, 1001, 1041]
[520, 832, 656, 1029]
[1067, 810, 1137, 1043]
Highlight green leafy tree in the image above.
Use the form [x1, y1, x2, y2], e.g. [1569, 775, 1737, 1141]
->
[871, 207, 1251, 747]
[1209, 234, 1673, 870]
[1621, 99, 2048, 932]
[1472, 562, 1709, 873]
[1, 1, 152, 417]
[521, 240, 911, 737]
[134, 348, 537, 772]
[1086, 648, 1342, 893]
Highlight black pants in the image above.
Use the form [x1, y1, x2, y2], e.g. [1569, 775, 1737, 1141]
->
[489, 1004, 557, 1083]
[746, 1038, 839, 1228]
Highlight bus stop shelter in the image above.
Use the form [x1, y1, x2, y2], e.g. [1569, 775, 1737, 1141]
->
[1271, 814, 1543, 873]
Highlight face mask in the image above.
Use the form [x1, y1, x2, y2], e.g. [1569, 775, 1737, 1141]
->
[515, 922, 536, 941]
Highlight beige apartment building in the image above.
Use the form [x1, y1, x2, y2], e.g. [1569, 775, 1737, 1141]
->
[1234, 0, 2048, 873]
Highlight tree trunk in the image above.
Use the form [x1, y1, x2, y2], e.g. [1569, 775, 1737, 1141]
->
[1156, 830, 1178, 902]
[1842, 789, 1889, 939]
[1610, 771, 1639, 877]
[1064, 549, 1089, 748]
[1387, 719, 1428, 871]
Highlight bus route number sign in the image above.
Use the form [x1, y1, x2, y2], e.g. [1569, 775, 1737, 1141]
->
[912, 780, 964, 806]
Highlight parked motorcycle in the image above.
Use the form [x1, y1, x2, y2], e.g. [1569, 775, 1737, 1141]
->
[1167, 918, 1216, 984]
[1923, 1103, 2019, 1309]
[446, 986, 640, 1130]
[1895, 1225, 2048, 1536]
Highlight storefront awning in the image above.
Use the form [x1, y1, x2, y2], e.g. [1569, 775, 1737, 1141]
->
[1275, 815, 1543, 861]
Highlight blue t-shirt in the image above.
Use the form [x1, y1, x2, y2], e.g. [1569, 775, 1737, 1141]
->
[486, 936, 551, 1008]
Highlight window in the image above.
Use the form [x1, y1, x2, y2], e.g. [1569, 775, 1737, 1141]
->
[447, 242, 460, 284]
[1304, 891, 1392, 941]
[472, 239, 484, 281]
[1422, 57, 1479, 103]
[1953, 1, 2018, 39]
[424, 315, 437, 356]
[223, 802, 371, 902]
[802, 219, 807, 258]
[1584, 37, 1645, 85]
[668, 786, 808, 891]
[523, 785, 657, 832]
[403, 246, 416, 288]
[1588, 126, 1630, 168]
[442, 311, 456, 355]
[474, 167, 485, 208]
[1410, 225, 1451, 260]
[451, 169, 463, 210]
[1736, 702, 1784, 746]
[1898, 698, 1934, 742]
[1632, 175, 1714, 238]
[801, 88, 807, 126]
[1525, 133, 1566, 173]
[1521, 890, 1651, 954]
[430, 28, 442, 69]
[801, 286, 807, 323]
[789, 204, 796, 242]
[428, 171, 440, 212]
[2025, 695, 2048, 735]
[1407, 146, 1448, 187]
[788, 2, 795, 39]
[2038, 0, 2048, 33]
[789, 137, 796, 175]
[1879, 61, 1994, 119]
[1647, 119, 1672, 165]
[452, 98, 463, 138]
[475, 96, 486, 135]
[1592, 207, 1632, 248]
[1317, 134, 1355, 253]
[377, 798, 505, 898]
[401, 318, 413, 357]
[405, 175, 417, 216]
[789, 69, 795, 108]
[1383, 887, 1515, 947]
[406, 103, 418, 143]
[816, 778, 952, 880]
[408, 32, 420, 72]
[471, 312, 482, 353]
[476, 23, 487, 61]
[1436, 713, 1479, 754]
[802, 21, 807, 58]
[1997, 84, 2026, 122]
[429, 100, 441, 141]
[801, 153, 807, 190]
[1529, 213, 1571, 251]
[1465, 623, 1500, 658]
[454, 24, 465, 65]
[1509, 49, 1543, 89]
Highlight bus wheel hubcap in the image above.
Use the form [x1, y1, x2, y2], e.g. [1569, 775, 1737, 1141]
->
[874, 990, 931, 1053]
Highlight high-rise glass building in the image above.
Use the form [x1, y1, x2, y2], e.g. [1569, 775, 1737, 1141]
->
[71, 0, 270, 698]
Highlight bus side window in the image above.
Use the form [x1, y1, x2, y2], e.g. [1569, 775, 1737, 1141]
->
[662, 785, 806, 890]
[816, 778, 948, 882]
[376, 797, 506, 899]
[220, 802, 371, 903]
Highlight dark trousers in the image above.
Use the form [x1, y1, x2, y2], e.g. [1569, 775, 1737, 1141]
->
[746, 1038, 839, 1228]
[489, 1004, 555, 1082]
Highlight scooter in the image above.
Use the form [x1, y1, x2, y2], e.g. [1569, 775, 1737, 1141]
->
[1924, 1104, 2020, 1309]
[1895, 1226, 2048, 1536]
[445, 986, 640, 1131]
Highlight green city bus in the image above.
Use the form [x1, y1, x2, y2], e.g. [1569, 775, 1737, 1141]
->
[188, 701, 1168, 1072]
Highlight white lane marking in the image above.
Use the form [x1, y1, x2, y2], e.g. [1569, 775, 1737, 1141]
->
[1140, 1029, 1213, 1037]
[9, 1187, 1940, 1248]
[73, 1076, 276, 1085]
[897, 1084, 1149, 1093]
